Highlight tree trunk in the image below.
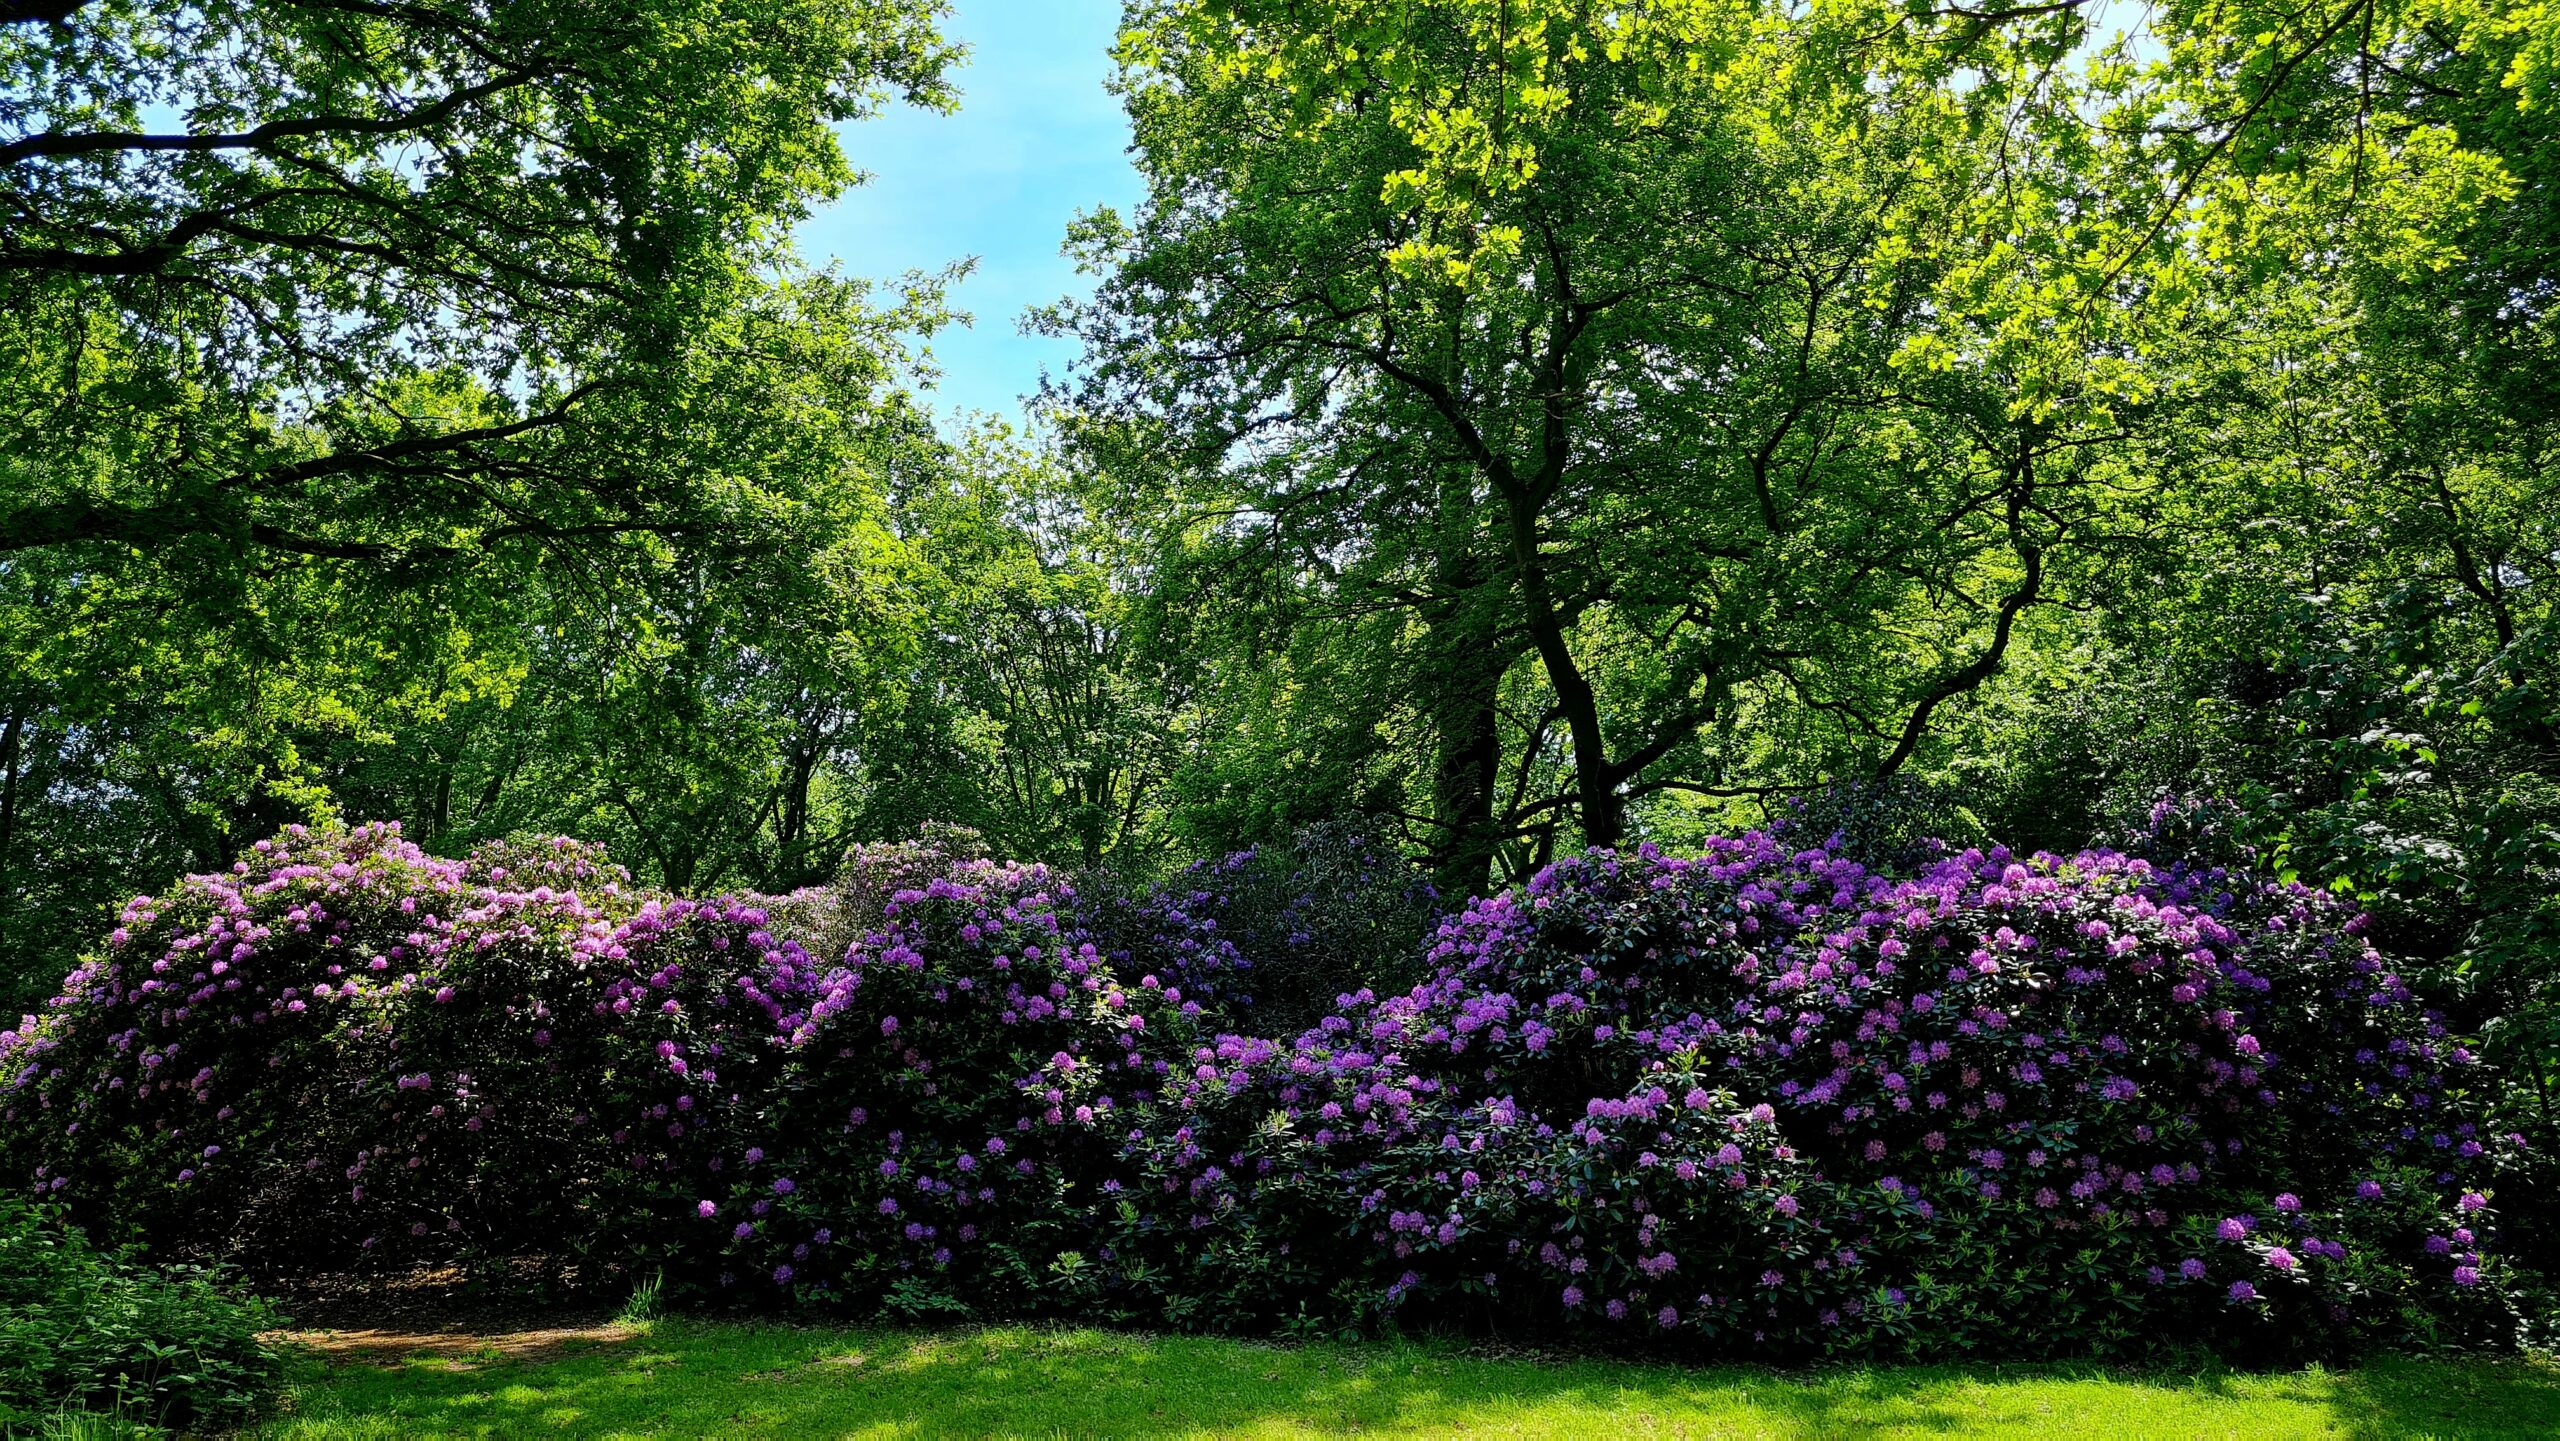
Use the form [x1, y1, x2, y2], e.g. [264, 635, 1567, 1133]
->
[431, 764, 454, 843]
[1424, 470, 1509, 896]
[1426, 637, 1505, 897]
[0, 709, 23, 950]
[1503, 497, 1622, 850]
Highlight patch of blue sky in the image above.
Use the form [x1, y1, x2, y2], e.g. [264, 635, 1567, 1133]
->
[797, 0, 1143, 433]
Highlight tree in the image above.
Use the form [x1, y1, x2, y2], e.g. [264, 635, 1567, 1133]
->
[2, 0, 952, 564]
[1858, 0, 2560, 1172]
[886, 429, 1191, 869]
[0, 0, 959, 1001]
[2035, 0, 2558, 1139]
[1058, 0, 2151, 883]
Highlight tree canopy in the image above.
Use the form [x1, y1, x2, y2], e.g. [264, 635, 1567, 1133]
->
[0, 0, 958, 985]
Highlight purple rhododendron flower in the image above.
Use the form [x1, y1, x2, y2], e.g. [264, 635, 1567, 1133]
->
[0, 819, 2507, 1364]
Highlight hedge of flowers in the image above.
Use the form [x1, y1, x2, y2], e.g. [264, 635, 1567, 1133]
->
[0, 820, 2531, 1360]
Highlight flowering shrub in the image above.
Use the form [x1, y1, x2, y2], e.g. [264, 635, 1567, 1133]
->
[1153, 837, 2527, 1360]
[656, 855, 1213, 1314]
[0, 824, 807, 1275]
[0, 822, 2531, 1360]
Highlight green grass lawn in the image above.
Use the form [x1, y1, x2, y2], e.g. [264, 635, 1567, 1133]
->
[262, 1321, 2560, 1439]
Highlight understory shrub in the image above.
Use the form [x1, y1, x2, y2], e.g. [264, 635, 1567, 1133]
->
[0, 820, 2532, 1362]
[0, 1199, 280, 1432]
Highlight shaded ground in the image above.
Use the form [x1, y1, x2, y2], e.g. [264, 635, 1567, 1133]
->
[285, 1324, 645, 1368]
[262, 1261, 618, 1336]
[260, 1319, 2560, 1438]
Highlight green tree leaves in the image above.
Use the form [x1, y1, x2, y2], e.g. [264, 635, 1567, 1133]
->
[0, 1, 958, 999]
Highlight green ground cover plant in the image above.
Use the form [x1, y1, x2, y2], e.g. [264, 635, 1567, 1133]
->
[269, 1321, 2560, 1439]
[0, 1199, 282, 1433]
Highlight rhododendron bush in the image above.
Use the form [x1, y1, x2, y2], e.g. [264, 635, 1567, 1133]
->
[0, 827, 812, 1271]
[1, 821, 2532, 1360]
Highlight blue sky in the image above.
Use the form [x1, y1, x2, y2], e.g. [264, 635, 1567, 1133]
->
[797, 1, 1142, 429]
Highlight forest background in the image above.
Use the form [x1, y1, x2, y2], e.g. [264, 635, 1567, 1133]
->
[0, 0, 2553, 1133]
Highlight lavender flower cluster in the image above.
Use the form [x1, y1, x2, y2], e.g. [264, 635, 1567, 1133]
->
[0, 821, 2526, 1359]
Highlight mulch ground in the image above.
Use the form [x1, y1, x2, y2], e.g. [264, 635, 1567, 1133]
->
[261, 1262, 641, 1366]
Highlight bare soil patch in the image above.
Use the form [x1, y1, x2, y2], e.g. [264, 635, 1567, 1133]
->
[258, 1261, 636, 1365]
[279, 1322, 644, 1368]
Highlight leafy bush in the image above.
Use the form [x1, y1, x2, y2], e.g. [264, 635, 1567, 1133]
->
[1132, 836, 2526, 1361]
[0, 821, 2532, 1362]
[0, 1199, 280, 1432]
[1768, 775, 1987, 874]
[0, 823, 812, 1277]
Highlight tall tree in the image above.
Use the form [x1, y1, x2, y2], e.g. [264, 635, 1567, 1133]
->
[888, 429, 1191, 869]
[1059, 0, 2144, 877]
[0, 0, 958, 1000]
[2, 0, 953, 563]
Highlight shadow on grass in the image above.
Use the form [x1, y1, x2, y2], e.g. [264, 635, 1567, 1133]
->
[2303, 1354, 2560, 1439]
[268, 1322, 2560, 1438]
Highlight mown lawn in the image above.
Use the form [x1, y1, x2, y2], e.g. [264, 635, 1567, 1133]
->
[262, 1321, 2560, 1438]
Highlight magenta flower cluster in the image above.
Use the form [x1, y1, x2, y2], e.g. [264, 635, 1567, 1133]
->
[0, 821, 2522, 1360]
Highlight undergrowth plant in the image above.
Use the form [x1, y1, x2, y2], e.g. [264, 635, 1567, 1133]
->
[0, 1199, 280, 1432]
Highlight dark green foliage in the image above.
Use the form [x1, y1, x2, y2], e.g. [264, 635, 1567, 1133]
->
[0, 1199, 282, 1432]
[1082, 820, 1443, 1037]
[1766, 778, 1987, 877]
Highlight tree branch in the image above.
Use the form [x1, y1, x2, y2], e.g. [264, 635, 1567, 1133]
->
[0, 385, 604, 555]
[0, 67, 545, 168]
[1874, 467, 2048, 778]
